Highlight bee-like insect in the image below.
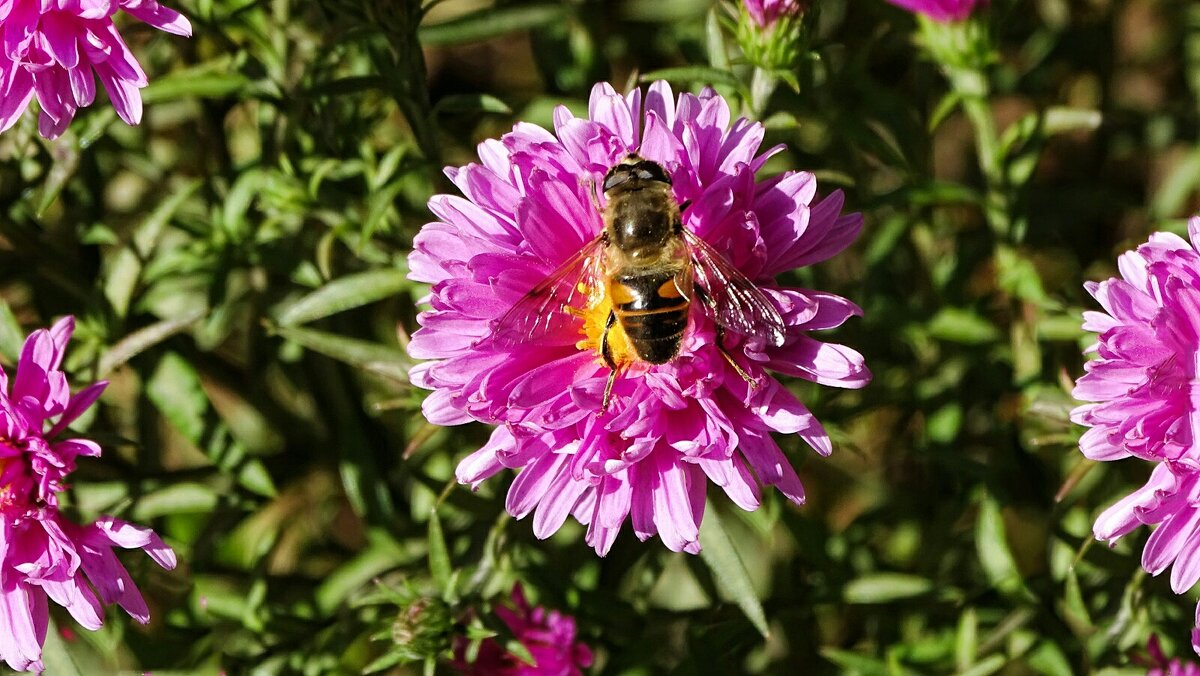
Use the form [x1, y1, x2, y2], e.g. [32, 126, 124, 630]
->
[492, 154, 786, 410]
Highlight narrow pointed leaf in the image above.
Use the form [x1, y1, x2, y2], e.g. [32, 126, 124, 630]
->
[975, 493, 1035, 602]
[0, 301, 25, 362]
[428, 508, 451, 592]
[99, 309, 206, 377]
[419, 5, 570, 45]
[843, 573, 933, 603]
[698, 502, 769, 637]
[277, 268, 411, 326]
[270, 324, 412, 376]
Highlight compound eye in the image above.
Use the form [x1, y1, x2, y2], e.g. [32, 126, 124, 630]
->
[635, 162, 672, 185]
[603, 168, 632, 192]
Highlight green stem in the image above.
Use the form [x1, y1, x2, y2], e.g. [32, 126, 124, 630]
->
[946, 57, 1040, 383]
[369, 0, 441, 166]
[952, 72, 1011, 241]
[748, 67, 777, 120]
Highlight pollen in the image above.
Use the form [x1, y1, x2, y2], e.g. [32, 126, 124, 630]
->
[570, 282, 637, 368]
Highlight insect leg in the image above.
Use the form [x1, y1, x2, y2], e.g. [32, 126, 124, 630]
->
[715, 325, 758, 388]
[588, 179, 601, 213]
[599, 310, 619, 411]
[692, 284, 758, 387]
[717, 327, 758, 387]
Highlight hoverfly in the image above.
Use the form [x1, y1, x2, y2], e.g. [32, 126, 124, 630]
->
[492, 154, 787, 410]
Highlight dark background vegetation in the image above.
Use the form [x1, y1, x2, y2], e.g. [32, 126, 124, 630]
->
[1, 0, 1197, 673]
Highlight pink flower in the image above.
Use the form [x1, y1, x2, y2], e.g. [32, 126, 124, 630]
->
[0, 316, 176, 672]
[453, 585, 592, 676]
[884, 0, 985, 22]
[0, 0, 192, 139]
[1072, 221, 1200, 467]
[1076, 218, 1200, 656]
[1091, 462, 1200, 656]
[407, 81, 869, 555]
[743, 0, 806, 29]
[1148, 634, 1200, 675]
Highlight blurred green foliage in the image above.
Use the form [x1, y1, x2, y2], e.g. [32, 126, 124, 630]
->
[2, 0, 1200, 673]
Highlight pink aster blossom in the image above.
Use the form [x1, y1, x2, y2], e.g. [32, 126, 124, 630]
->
[0, 316, 176, 672]
[0, 0, 192, 139]
[884, 0, 985, 22]
[1072, 221, 1200, 467]
[407, 81, 869, 555]
[453, 584, 593, 676]
[1075, 218, 1200, 656]
[1147, 634, 1200, 676]
[1091, 462, 1200, 656]
[743, 0, 806, 29]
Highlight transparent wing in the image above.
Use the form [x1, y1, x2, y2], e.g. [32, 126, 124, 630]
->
[683, 229, 786, 347]
[491, 235, 607, 348]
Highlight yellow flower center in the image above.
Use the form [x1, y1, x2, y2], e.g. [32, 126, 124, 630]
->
[569, 282, 638, 368]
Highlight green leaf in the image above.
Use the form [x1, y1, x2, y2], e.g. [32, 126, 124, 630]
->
[433, 94, 512, 115]
[142, 67, 251, 104]
[819, 648, 889, 675]
[270, 324, 412, 378]
[362, 180, 406, 243]
[705, 6, 731, 71]
[315, 530, 408, 615]
[926, 403, 963, 443]
[843, 573, 933, 603]
[1042, 106, 1102, 135]
[503, 639, 536, 667]
[304, 75, 385, 98]
[960, 654, 1006, 676]
[277, 268, 411, 326]
[464, 626, 498, 641]
[975, 492, 1035, 602]
[0, 301, 26, 362]
[1035, 314, 1088, 341]
[1027, 640, 1073, 676]
[698, 502, 769, 637]
[192, 574, 252, 621]
[900, 181, 979, 207]
[132, 482, 220, 519]
[237, 459, 278, 498]
[35, 135, 81, 216]
[998, 111, 1041, 158]
[929, 90, 963, 131]
[105, 180, 202, 318]
[222, 169, 272, 241]
[1152, 146, 1200, 219]
[956, 607, 978, 672]
[363, 650, 408, 674]
[427, 509, 452, 593]
[99, 309, 206, 377]
[41, 619, 89, 676]
[927, 307, 1001, 345]
[419, 5, 570, 46]
[145, 351, 208, 445]
[995, 247, 1051, 306]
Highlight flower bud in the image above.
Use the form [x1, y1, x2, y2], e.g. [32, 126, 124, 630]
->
[736, 0, 810, 73]
[391, 597, 454, 659]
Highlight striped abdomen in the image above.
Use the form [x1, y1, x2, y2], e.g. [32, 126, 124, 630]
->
[609, 269, 690, 364]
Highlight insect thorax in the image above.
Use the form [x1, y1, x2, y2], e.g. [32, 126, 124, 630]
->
[605, 187, 679, 255]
